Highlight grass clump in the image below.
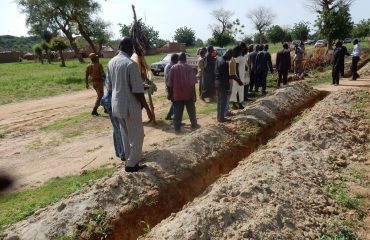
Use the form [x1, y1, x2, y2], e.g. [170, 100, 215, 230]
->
[0, 167, 115, 233]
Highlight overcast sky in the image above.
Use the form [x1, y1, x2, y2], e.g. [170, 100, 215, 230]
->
[0, 0, 369, 41]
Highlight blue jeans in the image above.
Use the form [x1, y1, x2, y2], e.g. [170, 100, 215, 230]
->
[108, 112, 125, 160]
[173, 100, 197, 131]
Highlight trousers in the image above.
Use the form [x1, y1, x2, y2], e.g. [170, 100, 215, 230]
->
[173, 100, 197, 130]
[217, 87, 228, 121]
[109, 112, 125, 160]
[278, 70, 288, 87]
[118, 116, 144, 167]
[93, 81, 104, 108]
[351, 56, 360, 80]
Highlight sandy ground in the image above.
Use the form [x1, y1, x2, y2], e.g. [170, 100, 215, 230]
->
[0, 64, 369, 192]
[0, 80, 215, 191]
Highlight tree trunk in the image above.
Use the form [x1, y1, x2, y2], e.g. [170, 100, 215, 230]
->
[59, 49, 66, 67]
[76, 20, 98, 54]
[39, 55, 44, 64]
[60, 28, 84, 63]
[46, 50, 51, 64]
[259, 30, 263, 44]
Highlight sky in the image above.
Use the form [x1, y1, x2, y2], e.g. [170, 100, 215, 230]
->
[0, 0, 369, 41]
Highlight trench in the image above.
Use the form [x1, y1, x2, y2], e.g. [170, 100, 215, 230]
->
[105, 90, 329, 240]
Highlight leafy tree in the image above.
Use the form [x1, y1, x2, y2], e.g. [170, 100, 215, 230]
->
[208, 31, 235, 47]
[194, 38, 204, 47]
[41, 41, 51, 64]
[173, 27, 196, 46]
[266, 25, 285, 44]
[241, 35, 253, 44]
[283, 28, 293, 42]
[155, 39, 167, 48]
[0, 35, 41, 52]
[119, 22, 159, 50]
[291, 21, 310, 41]
[17, 0, 85, 63]
[352, 19, 370, 38]
[88, 18, 112, 53]
[33, 43, 43, 64]
[209, 8, 243, 47]
[50, 37, 68, 67]
[306, 0, 354, 13]
[247, 7, 275, 43]
[253, 33, 267, 44]
[315, 2, 353, 48]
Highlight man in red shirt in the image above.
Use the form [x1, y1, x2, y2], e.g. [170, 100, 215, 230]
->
[168, 53, 199, 132]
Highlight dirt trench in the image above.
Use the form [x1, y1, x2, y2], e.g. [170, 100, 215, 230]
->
[3, 83, 324, 240]
[142, 89, 369, 240]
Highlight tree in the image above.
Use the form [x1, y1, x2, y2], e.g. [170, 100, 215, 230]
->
[253, 33, 267, 44]
[18, 0, 84, 63]
[40, 41, 51, 64]
[50, 37, 68, 67]
[315, 2, 353, 48]
[88, 18, 112, 53]
[33, 43, 43, 64]
[155, 39, 167, 48]
[266, 25, 285, 44]
[209, 8, 243, 47]
[119, 22, 159, 50]
[291, 22, 310, 41]
[194, 38, 204, 47]
[241, 35, 253, 44]
[306, 0, 355, 13]
[247, 7, 275, 43]
[352, 19, 370, 38]
[173, 27, 196, 46]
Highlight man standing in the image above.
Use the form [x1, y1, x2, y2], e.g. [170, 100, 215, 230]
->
[255, 44, 273, 95]
[107, 37, 153, 172]
[332, 41, 344, 86]
[86, 53, 105, 116]
[215, 49, 234, 122]
[276, 43, 291, 87]
[164, 53, 179, 120]
[247, 44, 258, 92]
[339, 43, 351, 77]
[201, 46, 216, 101]
[197, 48, 206, 96]
[168, 53, 198, 133]
[351, 39, 362, 80]
[293, 44, 304, 79]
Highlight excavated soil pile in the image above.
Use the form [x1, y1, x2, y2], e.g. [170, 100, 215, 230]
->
[143, 90, 369, 240]
[3, 83, 322, 240]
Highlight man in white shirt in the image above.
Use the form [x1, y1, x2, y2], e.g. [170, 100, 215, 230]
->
[351, 39, 362, 80]
[107, 37, 153, 172]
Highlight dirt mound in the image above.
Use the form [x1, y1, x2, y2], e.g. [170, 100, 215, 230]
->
[142, 89, 369, 240]
[2, 83, 322, 240]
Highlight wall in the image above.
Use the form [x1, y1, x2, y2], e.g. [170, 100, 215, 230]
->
[0, 51, 21, 63]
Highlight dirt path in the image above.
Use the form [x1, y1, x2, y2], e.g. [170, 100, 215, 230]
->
[0, 80, 214, 191]
[1, 64, 369, 192]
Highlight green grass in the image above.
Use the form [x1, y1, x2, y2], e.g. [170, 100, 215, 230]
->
[0, 167, 116, 233]
[0, 54, 164, 105]
[319, 227, 361, 240]
[40, 112, 91, 132]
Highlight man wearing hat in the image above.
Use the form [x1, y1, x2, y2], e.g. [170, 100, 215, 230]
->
[86, 53, 105, 116]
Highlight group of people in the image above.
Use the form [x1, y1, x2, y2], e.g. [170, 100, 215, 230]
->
[332, 39, 362, 85]
[84, 36, 363, 173]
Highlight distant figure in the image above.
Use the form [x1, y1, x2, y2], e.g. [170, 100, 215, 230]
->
[215, 49, 237, 122]
[293, 44, 304, 78]
[168, 52, 198, 133]
[351, 39, 362, 80]
[85, 53, 105, 116]
[228, 46, 241, 112]
[164, 53, 179, 120]
[276, 43, 291, 87]
[255, 44, 273, 95]
[107, 37, 154, 172]
[100, 74, 125, 161]
[201, 46, 216, 101]
[332, 41, 344, 86]
[247, 44, 258, 92]
[197, 48, 207, 97]
[238, 42, 249, 102]
[339, 44, 351, 77]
